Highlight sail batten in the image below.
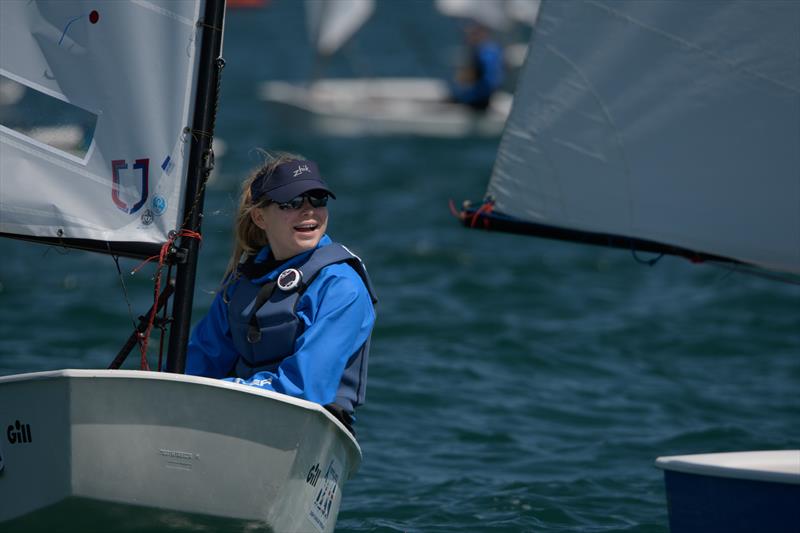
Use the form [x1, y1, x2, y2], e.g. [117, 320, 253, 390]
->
[477, 0, 800, 275]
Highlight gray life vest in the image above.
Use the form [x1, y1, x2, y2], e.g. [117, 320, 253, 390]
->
[226, 243, 377, 415]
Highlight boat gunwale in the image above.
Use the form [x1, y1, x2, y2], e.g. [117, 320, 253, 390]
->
[0, 368, 362, 458]
[655, 450, 800, 485]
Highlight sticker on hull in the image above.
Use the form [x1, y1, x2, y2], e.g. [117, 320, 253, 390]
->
[307, 459, 340, 532]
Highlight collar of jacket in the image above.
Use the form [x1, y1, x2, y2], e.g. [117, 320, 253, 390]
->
[241, 234, 333, 284]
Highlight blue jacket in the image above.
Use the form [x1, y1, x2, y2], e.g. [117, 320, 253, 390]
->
[186, 235, 376, 416]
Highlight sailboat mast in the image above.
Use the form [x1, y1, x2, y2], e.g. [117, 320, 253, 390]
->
[165, 0, 226, 374]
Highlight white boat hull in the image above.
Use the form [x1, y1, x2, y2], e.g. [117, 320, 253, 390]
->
[0, 369, 361, 532]
[259, 78, 512, 138]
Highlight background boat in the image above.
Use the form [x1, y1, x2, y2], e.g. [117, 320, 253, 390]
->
[259, 77, 512, 138]
[257, 0, 537, 138]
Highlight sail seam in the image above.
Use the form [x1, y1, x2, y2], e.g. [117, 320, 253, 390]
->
[130, 0, 195, 27]
[586, 0, 800, 95]
[540, 42, 635, 232]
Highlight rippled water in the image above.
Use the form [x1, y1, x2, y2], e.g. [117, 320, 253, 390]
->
[2, 2, 799, 532]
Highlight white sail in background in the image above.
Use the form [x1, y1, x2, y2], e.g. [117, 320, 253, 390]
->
[435, 0, 541, 31]
[0, 0, 204, 248]
[488, 0, 800, 275]
[305, 0, 375, 57]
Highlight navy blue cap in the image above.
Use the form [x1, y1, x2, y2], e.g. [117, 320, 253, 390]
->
[251, 160, 336, 203]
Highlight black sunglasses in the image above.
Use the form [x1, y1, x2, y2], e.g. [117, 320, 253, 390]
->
[274, 193, 329, 210]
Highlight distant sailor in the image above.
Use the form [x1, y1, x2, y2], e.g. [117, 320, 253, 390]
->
[449, 21, 504, 111]
[185, 153, 377, 432]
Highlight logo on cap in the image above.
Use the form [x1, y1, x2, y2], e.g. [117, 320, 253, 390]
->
[292, 164, 310, 177]
[277, 268, 302, 291]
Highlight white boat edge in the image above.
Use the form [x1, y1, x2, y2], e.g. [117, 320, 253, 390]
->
[655, 450, 800, 485]
[0, 367, 360, 452]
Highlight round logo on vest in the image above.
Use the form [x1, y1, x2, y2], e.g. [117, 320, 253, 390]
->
[277, 268, 302, 291]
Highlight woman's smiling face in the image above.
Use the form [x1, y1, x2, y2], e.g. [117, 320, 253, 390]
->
[251, 197, 328, 260]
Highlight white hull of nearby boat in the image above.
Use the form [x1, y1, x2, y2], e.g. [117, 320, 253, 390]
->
[655, 450, 800, 533]
[259, 78, 512, 138]
[0, 369, 361, 533]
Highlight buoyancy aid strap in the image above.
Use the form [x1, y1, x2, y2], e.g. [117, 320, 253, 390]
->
[339, 243, 378, 304]
[237, 252, 276, 280]
[243, 243, 375, 345]
[246, 280, 276, 343]
[296, 244, 378, 304]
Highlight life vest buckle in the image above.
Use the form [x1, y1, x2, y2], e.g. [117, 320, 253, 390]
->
[246, 327, 262, 343]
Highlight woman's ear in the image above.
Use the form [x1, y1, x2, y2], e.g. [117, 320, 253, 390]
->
[250, 207, 268, 230]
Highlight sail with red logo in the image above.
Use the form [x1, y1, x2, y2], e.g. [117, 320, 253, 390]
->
[0, 2, 361, 531]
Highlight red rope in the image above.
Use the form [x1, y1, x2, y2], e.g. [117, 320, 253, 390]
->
[131, 230, 202, 370]
[448, 199, 461, 218]
[470, 200, 494, 229]
[448, 198, 495, 229]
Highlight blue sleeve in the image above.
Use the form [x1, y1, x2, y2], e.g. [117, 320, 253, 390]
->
[186, 289, 239, 378]
[225, 264, 375, 405]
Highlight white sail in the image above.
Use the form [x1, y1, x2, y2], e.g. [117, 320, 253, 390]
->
[487, 0, 800, 275]
[0, 0, 204, 248]
[435, 0, 541, 31]
[305, 0, 375, 57]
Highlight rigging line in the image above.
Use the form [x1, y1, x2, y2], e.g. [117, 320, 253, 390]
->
[176, 129, 217, 242]
[448, 199, 462, 219]
[175, 139, 214, 233]
[181, 169, 210, 230]
[130, 230, 203, 370]
[630, 247, 664, 267]
[196, 21, 223, 32]
[156, 263, 174, 372]
[179, 58, 224, 233]
[706, 261, 800, 286]
[471, 200, 495, 229]
[183, 126, 214, 140]
[174, 132, 213, 232]
[109, 250, 145, 353]
[42, 243, 70, 257]
[108, 246, 137, 328]
[58, 14, 83, 46]
[43, 229, 72, 256]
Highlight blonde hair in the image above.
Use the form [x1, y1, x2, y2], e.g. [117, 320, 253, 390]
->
[222, 151, 306, 284]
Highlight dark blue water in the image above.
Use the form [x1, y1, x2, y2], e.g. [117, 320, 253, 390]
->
[2, 2, 799, 531]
